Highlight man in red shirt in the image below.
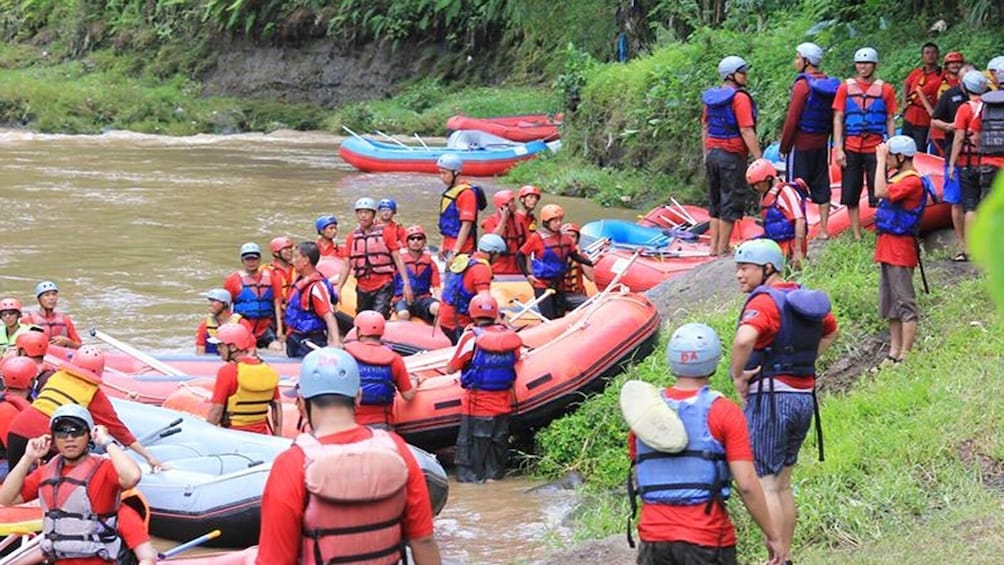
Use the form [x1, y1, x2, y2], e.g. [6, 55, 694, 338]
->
[780, 42, 839, 239]
[832, 47, 898, 239]
[0, 356, 33, 463]
[23, 281, 82, 349]
[481, 189, 528, 275]
[344, 311, 415, 429]
[518, 204, 594, 320]
[730, 239, 838, 563]
[446, 294, 522, 483]
[516, 184, 541, 233]
[194, 288, 249, 355]
[875, 136, 937, 363]
[901, 42, 943, 152]
[223, 243, 280, 350]
[436, 154, 481, 261]
[393, 225, 442, 324]
[746, 159, 808, 269]
[265, 236, 296, 337]
[314, 215, 343, 258]
[702, 55, 762, 256]
[439, 234, 505, 344]
[628, 323, 783, 565]
[377, 198, 408, 247]
[257, 347, 440, 565]
[284, 242, 341, 358]
[341, 197, 413, 320]
[206, 323, 282, 436]
[0, 404, 143, 565]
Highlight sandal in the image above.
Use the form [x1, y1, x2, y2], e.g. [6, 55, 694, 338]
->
[951, 252, 969, 262]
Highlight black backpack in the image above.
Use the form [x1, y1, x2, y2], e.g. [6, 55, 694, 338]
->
[979, 90, 1004, 156]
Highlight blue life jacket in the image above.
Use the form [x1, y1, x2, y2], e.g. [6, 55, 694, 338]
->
[843, 79, 888, 137]
[633, 386, 731, 507]
[393, 252, 435, 298]
[344, 342, 397, 406]
[438, 182, 486, 238]
[702, 87, 757, 140]
[442, 256, 488, 314]
[530, 232, 570, 281]
[875, 171, 937, 236]
[794, 73, 840, 134]
[284, 275, 336, 335]
[460, 327, 519, 391]
[741, 285, 831, 381]
[233, 271, 275, 320]
[760, 181, 808, 242]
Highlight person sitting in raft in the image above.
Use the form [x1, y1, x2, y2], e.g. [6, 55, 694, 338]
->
[446, 294, 523, 483]
[257, 347, 441, 564]
[207, 323, 282, 436]
[195, 288, 249, 356]
[343, 311, 415, 430]
[377, 198, 408, 247]
[224, 242, 281, 351]
[5, 345, 163, 472]
[15, 330, 56, 400]
[0, 404, 147, 565]
[0, 356, 34, 478]
[518, 204, 594, 320]
[284, 241, 342, 358]
[393, 225, 441, 324]
[22, 281, 82, 349]
[0, 297, 36, 358]
[745, 158, 809, 270]
[627, 323, 785, 564]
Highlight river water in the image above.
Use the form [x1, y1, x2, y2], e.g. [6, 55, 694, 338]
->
[0, 130, 634, 562]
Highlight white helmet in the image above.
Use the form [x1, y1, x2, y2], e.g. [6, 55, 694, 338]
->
[239, 242, 261, 258]
[717, 56, 749, 80]
[986, 56, 1004, 72]
[887, 135, 918, 157]
[796, 42, 824, 66]
[854, 47, 879, 64]
[436, 154, 463, 173]
[353, 197, 378, 211]
[962, 70, 988, 95]
[477, 234, 507, 254]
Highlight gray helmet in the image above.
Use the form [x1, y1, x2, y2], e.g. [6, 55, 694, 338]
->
[354, 197, 378, 212]
[987, 55, 1004, 72]
[239, 242, 261, 258]
[962, 69, 988, 95]
[887, 135, 918, 157]
[204, 288, 232, 306]
[667, 323, 722, 378]
[734, 239, 785, 272]
[35, 280, 59, 298]
[717, 56, 749, 79]
[854, 47, 879, 64]
[50, 404, 95, 431]
[477, 233, 507, 254]
[436, 154, 463, 173]
[796, 42, 824, 66]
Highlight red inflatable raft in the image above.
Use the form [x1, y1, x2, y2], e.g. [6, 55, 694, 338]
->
[446, 113, 563, 142]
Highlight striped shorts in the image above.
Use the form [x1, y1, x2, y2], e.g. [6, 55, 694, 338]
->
[744, 391, 814, 477]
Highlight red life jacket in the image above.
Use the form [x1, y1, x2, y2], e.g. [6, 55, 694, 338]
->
[23, 310, 70, 340]
[296, 430, 409, 564]
[39, 455, 121, 561]
[350, 227, 395, 278]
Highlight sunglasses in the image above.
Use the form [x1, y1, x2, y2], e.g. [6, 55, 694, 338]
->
[0, 310, 19, 317]
[53, 426, 88, 439]
[407, 236, 426, 242]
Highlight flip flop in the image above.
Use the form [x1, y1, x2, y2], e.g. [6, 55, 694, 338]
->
[951, 252, 969, 262]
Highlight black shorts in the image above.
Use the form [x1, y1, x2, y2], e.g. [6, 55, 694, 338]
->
[356, 282, 394, 319]
[960, 165, 998, 213]
[788, 146, 831, 204]
[394, 295, 439, 323]
[636, 541, 737, 565]
[840, 150, 878, 207]
[901, 121, 929, 154]
[705, 149, 748, 222]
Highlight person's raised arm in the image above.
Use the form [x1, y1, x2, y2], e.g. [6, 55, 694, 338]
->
[94, 425, 142, 489]
[0, 435, 50, 505]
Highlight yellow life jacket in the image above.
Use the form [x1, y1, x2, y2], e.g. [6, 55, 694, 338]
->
[32, 370, 98, 417]
[225, 362, 280, 427]
[205, 312, 244, 339]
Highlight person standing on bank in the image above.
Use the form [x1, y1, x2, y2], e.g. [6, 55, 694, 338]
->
[284, 242, 341, 358]
[779, 42, 840, 239]
[931, 61, 974, 260]
[629, 323, 784, 565]
[729, 239, 838, 563]
[875, 136, 937, 364]
[832, 47, 898, 240]
[901, 42, 943, 152]
[702, 55, 762, 257]
[256, 347, 441, 565]
[446, 294, 522, 484]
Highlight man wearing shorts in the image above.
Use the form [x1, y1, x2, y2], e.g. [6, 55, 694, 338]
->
[393, 225, 441, 324]
[730, 239, 838, 561]
[780, 42, 840, 239]
[931, 61, 973, 260]
[702, 55, 762, 256]
[833, 47, 897, 239]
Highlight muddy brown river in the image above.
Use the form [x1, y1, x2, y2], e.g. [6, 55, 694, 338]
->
[0, 130, 635, 563]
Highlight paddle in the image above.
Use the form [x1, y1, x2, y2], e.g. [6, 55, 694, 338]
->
[670, 197, 698, 225]
[414, 133, 430, 150]
[374, 129, 413, 150]
[506, 288, 555, 324]
[156, 529, 222, 560]
[136, 417, 183, 446]
[90, 328, 185, 377]
[341, 125, 374, 146]
[507, 299, 550, 323]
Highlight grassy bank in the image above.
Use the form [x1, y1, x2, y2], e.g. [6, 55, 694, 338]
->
[530, 236, 1003, 562]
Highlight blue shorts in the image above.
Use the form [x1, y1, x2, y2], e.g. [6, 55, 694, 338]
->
[942, 160, 962, 205]
[744, 390, 814, 477]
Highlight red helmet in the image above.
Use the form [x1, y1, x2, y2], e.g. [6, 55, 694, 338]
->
[943, 51, 964, 64]
[561, 223, 580, 235]
[353, 310, 386, 337]
[1, 356, 36, 390]
[269, 236, 294, 255]
[518, 185, 542, 200]
[405, 225, 427, 240]
[493, 189, 516, 209]
[214, 323, 255, 350]
[540, 204, 564, 223]
[745, 158, 777, 185]
[468, 294, 499, 320]
[0, 297, 22, 313]
[16, 331, 48, 357]
[70, 345, 106, 382]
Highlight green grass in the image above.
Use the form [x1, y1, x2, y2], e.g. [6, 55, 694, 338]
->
[531, 237, 1004, 562]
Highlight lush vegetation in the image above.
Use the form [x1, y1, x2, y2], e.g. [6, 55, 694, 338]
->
[530, 236, 1004, 561]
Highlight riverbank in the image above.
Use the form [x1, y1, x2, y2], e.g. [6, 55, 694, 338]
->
[530, 231, 1003, 563]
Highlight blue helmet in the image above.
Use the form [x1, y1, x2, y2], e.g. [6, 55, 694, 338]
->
[315, 215, 338, 234]
[377, 198, 397, 212]
[734, 239, 785, 272]
[298, 347, 360, 399]
[436, 154, 463, 173]
[667, 323, 722, 378]
[35, 280, 59, 298]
